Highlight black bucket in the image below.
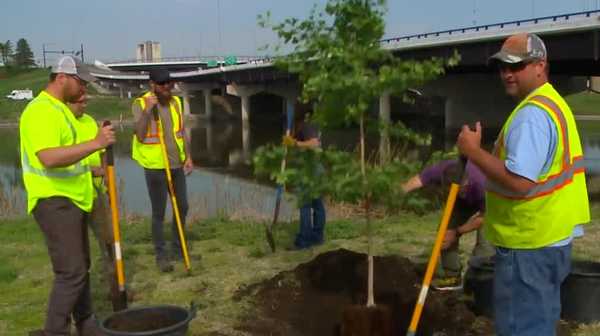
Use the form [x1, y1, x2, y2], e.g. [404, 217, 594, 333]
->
[463, 255, 495, 318]
[100, 303, 197, 336]
[561, 260, 600, 324]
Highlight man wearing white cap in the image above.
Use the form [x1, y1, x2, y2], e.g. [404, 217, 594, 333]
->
[20, 56, 115, 335]
[456, 33, 589, 335]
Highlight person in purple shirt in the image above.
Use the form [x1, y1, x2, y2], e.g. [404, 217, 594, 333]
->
[402, 159, 494, 289]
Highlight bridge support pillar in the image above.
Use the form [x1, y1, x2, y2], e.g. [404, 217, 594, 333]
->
[203, 89, 213, 119]
[181, 92, 192, 118]
[178, 83, 219, 118]
[226, 83, 264, 122]
[379, 91, 391, 164]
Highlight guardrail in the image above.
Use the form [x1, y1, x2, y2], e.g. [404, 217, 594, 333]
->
[105, 9, 600, 67]
[381, 9, 600, 45]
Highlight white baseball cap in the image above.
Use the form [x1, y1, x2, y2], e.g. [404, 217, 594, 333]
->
[51, 55, 96, 82]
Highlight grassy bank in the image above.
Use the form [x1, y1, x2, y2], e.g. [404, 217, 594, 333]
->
[566, 91, 600, 115]
[1, 206, 599, 335]
[0, 67, 130, 122]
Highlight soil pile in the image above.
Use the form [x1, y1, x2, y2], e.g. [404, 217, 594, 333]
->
[235, 249, 493, 336]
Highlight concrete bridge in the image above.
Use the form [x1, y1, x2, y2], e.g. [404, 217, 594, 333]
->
[91, 9, 600, 131]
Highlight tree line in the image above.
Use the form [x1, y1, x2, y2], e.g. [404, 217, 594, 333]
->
[0, 38, 36, 68]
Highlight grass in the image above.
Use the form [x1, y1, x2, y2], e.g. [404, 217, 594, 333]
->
[0, 67, 130, 122]
[566, 91, 600, 116]
[1, 205, 599, 335]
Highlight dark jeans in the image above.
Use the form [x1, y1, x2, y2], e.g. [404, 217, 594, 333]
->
[144, 168, 189, 260]
[33, 197, 93, 335]
[494, 244, 571, 336]
[294, 197, 326, 248]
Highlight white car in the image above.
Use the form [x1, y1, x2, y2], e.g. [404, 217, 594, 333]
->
[6, 89, 33, 101]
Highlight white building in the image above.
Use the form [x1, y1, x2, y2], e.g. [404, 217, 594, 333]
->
[136, 41, 161, 62]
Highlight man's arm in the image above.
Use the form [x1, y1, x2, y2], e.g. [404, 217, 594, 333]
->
[401, 175, 423, 193]
[181, 119, 194, 174]
[457, 122, 536, 194]
[133, 96, 156, 143]
[37, 124, 115, 168]
[296, 138, 320, 149]
[442, 211, 484, 249]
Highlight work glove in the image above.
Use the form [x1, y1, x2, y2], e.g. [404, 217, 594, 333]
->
[282, 135, 297, 147]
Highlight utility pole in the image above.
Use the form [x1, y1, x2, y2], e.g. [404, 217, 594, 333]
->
[42, 43, 86, 66]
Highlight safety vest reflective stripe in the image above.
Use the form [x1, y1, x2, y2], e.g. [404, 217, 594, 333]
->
[488, 93, 582, 200]
[22, 150, 90, 177]
[529, 95, 570, 167]
[137, 98, 183, 144]
[487, 156, 585, 199]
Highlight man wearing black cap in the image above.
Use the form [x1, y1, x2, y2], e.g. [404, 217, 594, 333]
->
[457, 33, 589, 335]
[131, 69, 193, 272]
[21, 55, 115, 335]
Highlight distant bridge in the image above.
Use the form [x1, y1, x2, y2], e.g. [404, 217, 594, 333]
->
[91, 9, 600, 129]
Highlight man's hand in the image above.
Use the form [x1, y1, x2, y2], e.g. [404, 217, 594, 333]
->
[183, 157, 194, 175]
[94, 124, 116, 149]
[282, 135, 296, 147]
[143, 94, 159, 112]
[442, 229, 459, 250]
[91, 166, 105, 177]
[457, 121, 482, 158]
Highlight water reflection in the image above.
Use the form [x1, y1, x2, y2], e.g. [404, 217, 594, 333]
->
[2, 119, 600, 217]
[0, 120, 294, 220]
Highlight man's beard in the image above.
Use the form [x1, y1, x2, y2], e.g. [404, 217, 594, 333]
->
[157, 92, 172, 105]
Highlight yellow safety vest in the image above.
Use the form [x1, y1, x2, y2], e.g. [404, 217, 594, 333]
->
[485, 83, 590, 248]
[20, 91, 94, 213]
[77, 113, 106, 195]
[131, 92, 186, 169]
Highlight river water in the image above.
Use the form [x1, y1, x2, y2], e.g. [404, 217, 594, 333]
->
[1, 118, 599, 218]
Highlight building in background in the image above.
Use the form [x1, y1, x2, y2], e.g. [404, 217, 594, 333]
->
[136, 41, 161, 62]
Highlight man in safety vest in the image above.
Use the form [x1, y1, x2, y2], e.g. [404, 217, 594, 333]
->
[131, 68, 193, 273]
[457, 33, 589, 335]
[20, 56, 115, 336]
[68, 91, 121, 311]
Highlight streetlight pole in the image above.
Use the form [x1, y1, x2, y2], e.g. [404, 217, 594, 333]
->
[42, 43, 86, 66]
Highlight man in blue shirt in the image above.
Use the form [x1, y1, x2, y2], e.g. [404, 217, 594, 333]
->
[457, 33, 588, 336]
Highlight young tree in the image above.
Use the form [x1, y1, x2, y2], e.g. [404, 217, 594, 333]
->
[255, 0, 459, 312]
[14, 38, 35, 68]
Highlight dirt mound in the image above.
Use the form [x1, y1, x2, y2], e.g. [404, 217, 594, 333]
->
[235, 249, 493, 336]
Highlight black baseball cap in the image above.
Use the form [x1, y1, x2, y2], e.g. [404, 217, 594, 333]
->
[149, 68, 171, 83]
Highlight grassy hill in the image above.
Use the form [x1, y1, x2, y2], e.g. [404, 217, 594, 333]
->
[565, 91, 600, 115]
[0, 67, 131, 122]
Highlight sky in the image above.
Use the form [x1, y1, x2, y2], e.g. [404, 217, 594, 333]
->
[2, 0, 599, 65]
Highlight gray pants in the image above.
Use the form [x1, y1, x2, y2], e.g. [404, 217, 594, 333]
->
[33, 197, 93, 335]
[144, 168, 189, 260]
[441, 201, 494, 277]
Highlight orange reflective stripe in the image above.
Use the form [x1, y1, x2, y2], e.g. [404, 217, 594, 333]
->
[487, 156, 585, 200]
[529, 95, 570, 169]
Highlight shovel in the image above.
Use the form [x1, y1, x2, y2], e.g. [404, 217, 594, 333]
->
[406, 156, 467, 336]
[152, 108, 191, 272]
[266, 100, 294, 252]
[103, 120, 128, 311]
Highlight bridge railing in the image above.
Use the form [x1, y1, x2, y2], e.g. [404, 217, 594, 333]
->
[381, 9, 600, 45]
[107, 55, 269, 65]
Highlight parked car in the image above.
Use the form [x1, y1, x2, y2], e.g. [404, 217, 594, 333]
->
[6, 89, 33, 101]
